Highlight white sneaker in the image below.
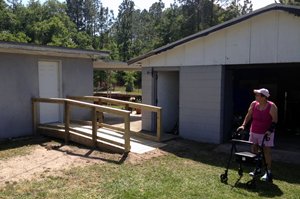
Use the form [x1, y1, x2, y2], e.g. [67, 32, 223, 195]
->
[249, 168, 261, 176]
[261, 172, 273, 182]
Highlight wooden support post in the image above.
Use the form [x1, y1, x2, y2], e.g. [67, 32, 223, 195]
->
[64, 101, 70, 144]
[98, 99, 104, 123]
[32, 100, 38, 135]
[156, 109, 162, 142]
[125, 104, 129, 111]
[92, 107, 98, 146]
[124, 113, 131, 153]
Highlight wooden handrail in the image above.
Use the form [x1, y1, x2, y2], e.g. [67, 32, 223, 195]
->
[68, 96, 163, 141]
[32, 98, 130, 116]
[32, 97, 131, 152]
[68, 96, 162, 111]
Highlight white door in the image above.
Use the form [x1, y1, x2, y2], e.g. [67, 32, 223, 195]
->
[38, 61, 61, 124]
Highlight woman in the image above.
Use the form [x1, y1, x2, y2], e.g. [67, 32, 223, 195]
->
[238, 88, 278, 182]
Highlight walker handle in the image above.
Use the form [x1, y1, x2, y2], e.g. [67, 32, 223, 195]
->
[264, 134, 270, 142]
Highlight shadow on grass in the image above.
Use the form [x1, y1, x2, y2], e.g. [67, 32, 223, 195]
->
[234, 181, 283, 197]
[161, 138, 300, 185]
[52, 145, 128, 165]
[0, 136, 50, 151]
[0, 135, 128, 165]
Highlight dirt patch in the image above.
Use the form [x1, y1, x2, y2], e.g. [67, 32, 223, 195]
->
[0, 139, 168, 187]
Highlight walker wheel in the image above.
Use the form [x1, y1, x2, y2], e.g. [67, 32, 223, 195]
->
[246, 180, 256, 189]
[220, 174, 228, 183]
[238, 168, 243, 176]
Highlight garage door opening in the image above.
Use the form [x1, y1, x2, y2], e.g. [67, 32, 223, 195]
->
[154, 70, 179, 135]
[223, 64, 300, 151]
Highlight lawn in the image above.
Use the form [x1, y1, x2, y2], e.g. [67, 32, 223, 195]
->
[0, 139, 299, 199]
[110, 86, 142, 95]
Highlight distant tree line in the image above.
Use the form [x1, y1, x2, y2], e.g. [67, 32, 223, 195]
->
[1, 0, 297, 91]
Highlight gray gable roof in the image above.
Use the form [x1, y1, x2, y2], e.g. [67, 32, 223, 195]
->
[128, 3, 300, 65]
[0, 41, 110, 59]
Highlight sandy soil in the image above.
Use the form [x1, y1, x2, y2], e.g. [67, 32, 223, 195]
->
[0, 140, 167, 187]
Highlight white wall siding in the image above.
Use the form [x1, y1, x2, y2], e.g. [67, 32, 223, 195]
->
[225, 21, 251, 64]
[184, 39, 205, 66]
[165, 47, 185, 66]
[179, 66, 223, 143]
[148, 54, 166, 66]
[250, 11, 278, 63]
[278, 11, 300, 62]
[203, 31, 226, 65]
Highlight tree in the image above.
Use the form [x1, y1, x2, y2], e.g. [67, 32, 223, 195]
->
[83, 0, 97, 35]
[0, 31, 30, 42]
[0, 0, 10, 31]
[115, 0, 135, 61]
[278, 0, 300, 5]
[66, 0, 85, 31]
[124, 71, 136, 92]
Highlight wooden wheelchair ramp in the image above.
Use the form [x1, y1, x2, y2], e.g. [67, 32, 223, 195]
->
[38, 123, 166, 154]
[32, 97, 173, 154]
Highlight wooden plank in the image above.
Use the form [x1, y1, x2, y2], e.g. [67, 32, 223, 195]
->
[38, 123, 65, 130]
[68, 131, 124, 154]
[32, 100, 38, 135]
[64, 101, 70, 143]
[96, 136, 125, 148]
[124, 114, 131, 152]
[68, 127, 125, 148]
[99, 123, 124, 133]
[67, 99, 130, 116]
[97, 99, 104, 123]
[38, 126, 125, 153]
[92, 107, 98, 146]
[32, 98, 65, 104]
[32, 97, 130, 117]
[156, 109, 162, 141]
[68, 96, 162, 112]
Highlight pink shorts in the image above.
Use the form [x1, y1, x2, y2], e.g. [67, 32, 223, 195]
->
[249, 132, 274, 147]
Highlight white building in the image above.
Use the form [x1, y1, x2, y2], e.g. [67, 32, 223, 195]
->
[128, 4, 300, 144]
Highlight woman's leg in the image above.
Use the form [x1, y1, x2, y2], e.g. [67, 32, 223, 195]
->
[264, 146, 272, 170]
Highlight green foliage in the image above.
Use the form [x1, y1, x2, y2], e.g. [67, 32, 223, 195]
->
[124, 71, 136, 92]
[279, 0, 300, 5]
[0, 31, 30, 42]
[93, 70, 117, 91]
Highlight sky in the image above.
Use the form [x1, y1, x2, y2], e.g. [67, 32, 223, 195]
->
[101, 0, 276, 15]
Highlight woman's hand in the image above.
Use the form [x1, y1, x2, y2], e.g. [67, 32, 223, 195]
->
[265, 131, 272, 136]
[237, 125, 245, 132]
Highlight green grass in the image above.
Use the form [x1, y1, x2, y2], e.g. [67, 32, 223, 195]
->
[113, 86, 142, 95]
[0, 141, 300, 199]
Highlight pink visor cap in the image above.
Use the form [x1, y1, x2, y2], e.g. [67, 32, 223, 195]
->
[253, 88, 270, 98]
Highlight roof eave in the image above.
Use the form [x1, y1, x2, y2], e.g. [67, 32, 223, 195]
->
[0, 41, 110, 59]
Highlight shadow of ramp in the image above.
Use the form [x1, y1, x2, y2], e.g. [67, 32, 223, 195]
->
[234, 181, 283, 197]
[40, 140, 129, 165]
[0, 136, 50, 151]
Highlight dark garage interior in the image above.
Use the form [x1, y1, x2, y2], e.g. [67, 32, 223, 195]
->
[223, 63, 300, 151]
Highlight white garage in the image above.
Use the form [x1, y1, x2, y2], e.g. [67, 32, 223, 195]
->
[128, 4, 300, 146]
